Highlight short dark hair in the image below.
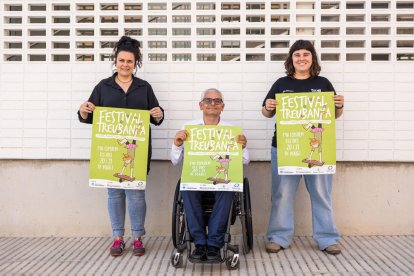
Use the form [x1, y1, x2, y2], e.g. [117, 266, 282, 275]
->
[284, 40, 321, 78]
[113, 36, 143, 69]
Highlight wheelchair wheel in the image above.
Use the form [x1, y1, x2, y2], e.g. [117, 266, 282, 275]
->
[230, 194, 238, 225]
[241, 178, 253, 254]
[172, 180, 186, 248]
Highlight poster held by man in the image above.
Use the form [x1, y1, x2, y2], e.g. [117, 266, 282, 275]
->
[180, 125, 244, 192]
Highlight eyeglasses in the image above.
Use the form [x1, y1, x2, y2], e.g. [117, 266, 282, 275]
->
[202, 98, 223, 105]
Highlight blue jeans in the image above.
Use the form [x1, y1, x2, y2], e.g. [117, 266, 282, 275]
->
[267, 147, 340, 250]
[107, 188, 146, 237]
[181, 191, 234, 248]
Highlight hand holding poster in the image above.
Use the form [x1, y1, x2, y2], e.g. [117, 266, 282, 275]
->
[276, 92, 336, 175]
[180, 125, 244, 192]
[89, 107, 150, 189]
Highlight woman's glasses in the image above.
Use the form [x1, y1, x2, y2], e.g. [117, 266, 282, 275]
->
[202, 98, 223, 105]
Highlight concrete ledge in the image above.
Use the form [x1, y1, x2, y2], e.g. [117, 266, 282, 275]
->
[0, 160, 413, 237]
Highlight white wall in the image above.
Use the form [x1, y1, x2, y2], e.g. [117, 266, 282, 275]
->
[1, 62, 414, 161]
[1, 0, 414, 161]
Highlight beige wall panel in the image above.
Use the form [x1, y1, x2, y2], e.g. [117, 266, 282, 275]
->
[0, 160, 413, 237]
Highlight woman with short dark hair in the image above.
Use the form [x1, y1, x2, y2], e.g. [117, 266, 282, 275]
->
[262, 39, 344, 255]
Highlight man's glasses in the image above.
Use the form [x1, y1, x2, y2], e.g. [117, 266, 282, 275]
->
[202, 98, 223, 105]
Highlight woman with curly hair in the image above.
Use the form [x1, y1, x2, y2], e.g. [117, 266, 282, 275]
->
[78, 36, 164, 257]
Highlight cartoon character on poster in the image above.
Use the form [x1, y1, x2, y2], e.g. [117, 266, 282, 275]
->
[207, 137, 237, 184]
[113, 126, 140, 182]
[301, 105, 326, 168]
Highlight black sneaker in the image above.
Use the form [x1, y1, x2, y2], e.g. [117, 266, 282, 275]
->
[190, 244, 206, 260]
[206, 246, 221, 262]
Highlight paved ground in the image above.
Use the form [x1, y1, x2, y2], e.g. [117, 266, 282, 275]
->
[0, 236, 413, 275]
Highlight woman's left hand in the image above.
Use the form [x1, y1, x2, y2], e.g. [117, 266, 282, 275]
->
[333, 94, 344, 108]
[150, 107, 163, 122]
[235, 134, 247, 149]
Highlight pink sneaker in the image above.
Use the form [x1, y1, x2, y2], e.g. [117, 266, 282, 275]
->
[110, 239, 125, 257]
[132, 239, 145, 256]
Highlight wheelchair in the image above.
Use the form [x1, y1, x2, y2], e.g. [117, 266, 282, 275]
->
[170, 177, 253, 270]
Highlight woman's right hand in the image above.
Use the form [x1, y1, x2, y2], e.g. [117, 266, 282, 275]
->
[262, 99, 278, 118]
[79, 101, 96, 120]
[174, 130, 188, 147]
[265, 99, 277, 111]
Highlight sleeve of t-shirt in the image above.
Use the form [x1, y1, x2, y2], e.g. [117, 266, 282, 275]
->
[262, 80, 279, 107]
[170, 143, 184, 166]
[147, 83, 164, 126]
[77, 83, 101, 124]
[242, 147, 250, 165]
[325, 78, 336, 95]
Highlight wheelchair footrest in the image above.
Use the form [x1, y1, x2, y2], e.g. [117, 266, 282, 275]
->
[176, 243, 187, 253]
[188, 257, 223, 264]
[226, 244, 239, 254]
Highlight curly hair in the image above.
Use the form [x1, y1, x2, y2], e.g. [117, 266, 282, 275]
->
[113, 36, 143, 69]
[284, 40, 321, 78]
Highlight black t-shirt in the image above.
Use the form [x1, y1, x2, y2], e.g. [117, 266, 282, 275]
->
[78, 73, 164, 173]
[262, 76, 336, 148]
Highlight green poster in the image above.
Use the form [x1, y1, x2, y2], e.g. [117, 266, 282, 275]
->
[181, 125, 244, 192]
[89, 107, 150, 189]
[276, 92, 336, 175]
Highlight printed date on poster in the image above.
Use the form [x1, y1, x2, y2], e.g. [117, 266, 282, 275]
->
[283, 132, 304, 157]
[189, 161, 211, 177]
[96, 145, 118, 171]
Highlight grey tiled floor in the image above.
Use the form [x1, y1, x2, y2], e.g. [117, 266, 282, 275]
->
[0, 236, 413, 275]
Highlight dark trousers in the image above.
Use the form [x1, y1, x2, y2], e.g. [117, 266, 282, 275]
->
[181, 191, 234, 248]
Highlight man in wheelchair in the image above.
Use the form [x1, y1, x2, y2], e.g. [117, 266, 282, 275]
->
[171, 88, 250, 262]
